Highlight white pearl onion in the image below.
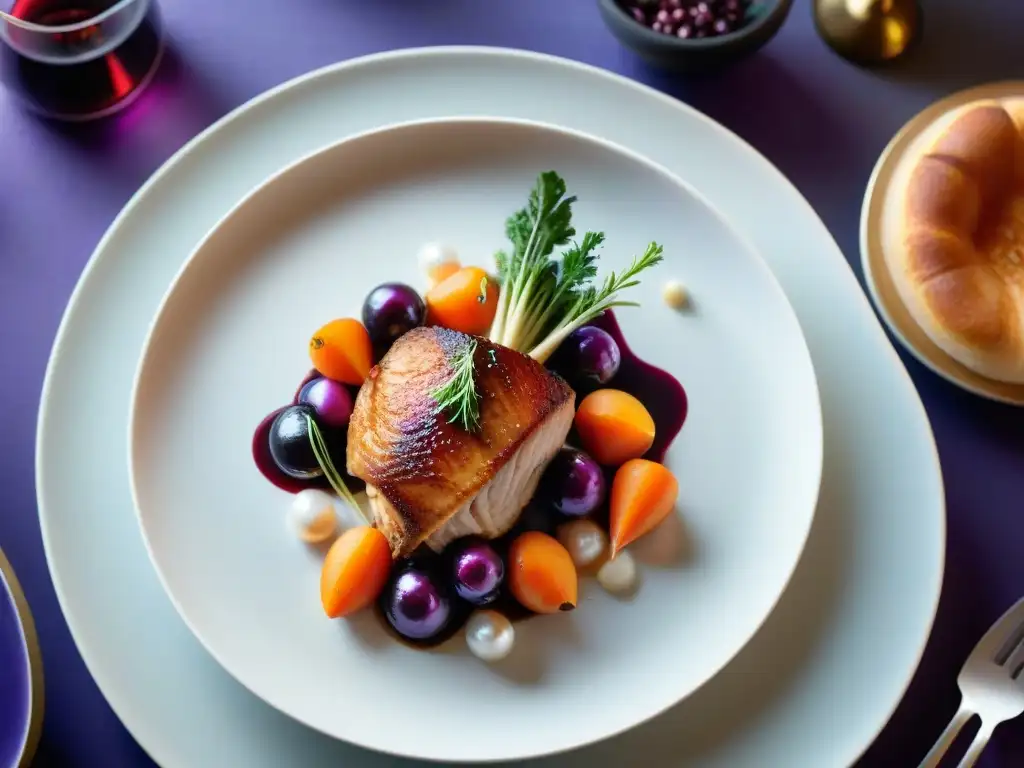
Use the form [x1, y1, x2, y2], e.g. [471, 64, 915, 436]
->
[465, 610, 515, 663]
[417, 242, 460, 283]
[557, 519, 608, 569]
[662, 280, 689, 310]
[597, 550, 638, 594]
[288, 489, 338, 544]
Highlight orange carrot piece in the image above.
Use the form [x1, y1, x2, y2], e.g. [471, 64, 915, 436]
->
[609, 459, 679, 557]
[428, 261, 461, 287]
[320, 526, 392, 618]
[425, 266, 499, 336]
[309, 318, 373, 385]
[574, 389, 656, 466]
[508, 531, 578, 614]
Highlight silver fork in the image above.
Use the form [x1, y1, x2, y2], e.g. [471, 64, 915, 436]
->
[920, 596, 1024, 768]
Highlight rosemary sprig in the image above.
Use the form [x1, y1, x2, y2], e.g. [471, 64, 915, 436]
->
[431, 337, 481, 432]
[306, 414, 367, 524]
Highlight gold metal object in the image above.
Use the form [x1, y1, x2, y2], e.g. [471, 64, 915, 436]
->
[0, 548, 44, 768]
[813, 0, 921, 65]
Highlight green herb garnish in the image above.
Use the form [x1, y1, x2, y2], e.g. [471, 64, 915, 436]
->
[478, 276, 489, 303]
[431, 171, 662, 432]
[488, 171, 663, 362]
[527, 241, 664, 362]
[306, 414, 367, 524]
[431, 337, 481, 432]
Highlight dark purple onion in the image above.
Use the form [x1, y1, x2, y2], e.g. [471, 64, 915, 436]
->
[551, 325, 621, 388]
[298, 377, 354, 428]
[541, 447, 607, 518]
[384, 568, 451, 641]
[362, 282, 426, 357]
[449, 539, 505, 605]
[268, 404, 322, 480]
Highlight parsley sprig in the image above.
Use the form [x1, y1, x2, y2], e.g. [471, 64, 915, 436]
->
[489, 171, 663, 362]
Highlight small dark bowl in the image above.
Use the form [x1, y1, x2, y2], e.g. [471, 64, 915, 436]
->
[597, 0, 794, 73]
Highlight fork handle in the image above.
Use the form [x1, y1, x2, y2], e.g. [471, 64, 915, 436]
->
[957, 720, 995, 768]
[918, 704, 974, 768]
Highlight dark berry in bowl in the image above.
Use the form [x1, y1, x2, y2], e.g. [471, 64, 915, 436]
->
[597, 0, 794, 73]
[624, 0, 750, 38]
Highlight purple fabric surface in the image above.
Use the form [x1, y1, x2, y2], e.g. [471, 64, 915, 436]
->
[1, 0, 1023, 765]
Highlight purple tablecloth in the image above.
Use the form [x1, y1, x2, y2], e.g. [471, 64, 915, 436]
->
[2, 0, 1023, 765]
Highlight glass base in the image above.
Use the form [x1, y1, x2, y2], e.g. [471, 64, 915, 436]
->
[14, 35, 165, 122]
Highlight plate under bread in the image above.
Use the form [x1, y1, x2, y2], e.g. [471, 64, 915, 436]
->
[861, 80, 1024, 405]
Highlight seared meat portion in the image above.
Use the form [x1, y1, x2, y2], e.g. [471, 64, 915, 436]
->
[347, 327, 575, 558]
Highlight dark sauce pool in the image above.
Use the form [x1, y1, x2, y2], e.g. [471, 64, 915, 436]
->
[581, 311, 688, 463]
[252, 310, 687, 648]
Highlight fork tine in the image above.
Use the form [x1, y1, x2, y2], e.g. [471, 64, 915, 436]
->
[995, 618, 1024, 666]
[972, 597, 1024, 663]
[1006, 641, 1024, 679]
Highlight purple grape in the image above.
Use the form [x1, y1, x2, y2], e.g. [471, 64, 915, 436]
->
[362, 282, 426, 357]
[449, 539, 504, 605]
[384, 568, 451, 641]
[268, 404, 322, 480]
[298, 377, 354, 428]
[553, 326, 621, 387]
[541, 448, 606, 518]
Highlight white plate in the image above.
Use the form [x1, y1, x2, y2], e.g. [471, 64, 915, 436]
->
[36, 47, 944, 768]
[128, 118, 822, 763]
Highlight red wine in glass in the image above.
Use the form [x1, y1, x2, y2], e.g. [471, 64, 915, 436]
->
[0, 0, 163, 120]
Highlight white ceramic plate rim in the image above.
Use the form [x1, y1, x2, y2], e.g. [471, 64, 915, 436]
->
[34, 46, 944, 768]
[125, 116, 823, 762]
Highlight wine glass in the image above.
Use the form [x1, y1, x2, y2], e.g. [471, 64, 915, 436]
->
[0, 0, 164, 121]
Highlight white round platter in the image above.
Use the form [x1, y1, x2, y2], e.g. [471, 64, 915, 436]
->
[127, 117, 822, 762]
[36, 47, 944, 768]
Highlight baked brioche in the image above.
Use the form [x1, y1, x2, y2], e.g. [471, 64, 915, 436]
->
[894, 101, 1024, 383]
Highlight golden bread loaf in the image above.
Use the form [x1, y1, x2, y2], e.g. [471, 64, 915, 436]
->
[894, 101, 1024, 383]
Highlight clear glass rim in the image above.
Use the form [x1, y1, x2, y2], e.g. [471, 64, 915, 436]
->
[0, 0, 139, 34]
